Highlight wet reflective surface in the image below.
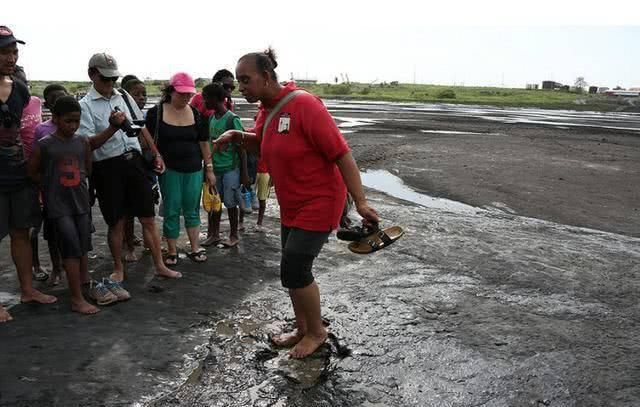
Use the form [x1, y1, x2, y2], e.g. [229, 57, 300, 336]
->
[1, 98, 639, 406]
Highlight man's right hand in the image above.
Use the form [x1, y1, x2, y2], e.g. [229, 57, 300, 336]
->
[108, 110, 126, 129]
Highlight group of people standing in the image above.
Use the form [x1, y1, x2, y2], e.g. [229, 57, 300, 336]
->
[1, 25, 379, 358]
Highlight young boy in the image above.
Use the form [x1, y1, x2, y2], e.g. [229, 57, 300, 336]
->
[28, 97, 124, 314]
[201, 82, 246, 248]
[33, 84, 68, 284]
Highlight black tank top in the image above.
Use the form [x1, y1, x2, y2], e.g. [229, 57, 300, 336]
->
[38, 135, 90, 219]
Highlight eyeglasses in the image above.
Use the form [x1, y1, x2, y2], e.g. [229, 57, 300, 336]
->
[223, 84, 236, 91]
[99, 74, 119, 83]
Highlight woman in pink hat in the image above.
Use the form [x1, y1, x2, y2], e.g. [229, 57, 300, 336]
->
[144, 72, 215, 265]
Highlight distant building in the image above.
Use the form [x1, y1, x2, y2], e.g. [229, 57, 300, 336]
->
[597, 87, 610, 93]
[588, 86, 598, 94]
[542, 81, 563, 90]
[526, 83, 539, 90]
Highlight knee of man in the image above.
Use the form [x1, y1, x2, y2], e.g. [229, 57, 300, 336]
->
[280, 250, 315, 289]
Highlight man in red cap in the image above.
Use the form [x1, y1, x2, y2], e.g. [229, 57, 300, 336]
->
[0, 26, 57, 323]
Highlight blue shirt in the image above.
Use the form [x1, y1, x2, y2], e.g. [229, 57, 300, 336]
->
[77, 86, 143, 162]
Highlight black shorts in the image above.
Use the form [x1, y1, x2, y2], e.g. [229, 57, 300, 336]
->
[0, 184, 41, 241]
[280, 226, 330, 289]
[51, 213, 92, 259]
[92, 152, 155, 227]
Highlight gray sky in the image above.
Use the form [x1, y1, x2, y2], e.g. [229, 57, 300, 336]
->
[5, 0, 640, 88]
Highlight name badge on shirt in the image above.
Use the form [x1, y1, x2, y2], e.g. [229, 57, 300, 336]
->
[278, 113, 291, 134]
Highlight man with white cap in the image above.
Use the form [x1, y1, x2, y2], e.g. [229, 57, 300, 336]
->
[78, 52, 181, 289]
[0, 25, 57, 323]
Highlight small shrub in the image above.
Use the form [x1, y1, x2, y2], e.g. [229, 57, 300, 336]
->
[324, 83, 352, 95]
[436, 89, 456, 99]
[360, 87, 371, 95]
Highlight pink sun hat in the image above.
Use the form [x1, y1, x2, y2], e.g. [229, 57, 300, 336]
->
[170, 72, 196, 94]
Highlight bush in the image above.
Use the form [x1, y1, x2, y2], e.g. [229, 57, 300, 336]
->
[436, 89, 456, 99]
[360, 87, 371, 95]
[324, 84, 352, 95]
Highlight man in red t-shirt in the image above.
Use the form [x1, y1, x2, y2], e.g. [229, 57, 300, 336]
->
[214, 49, 380, 359]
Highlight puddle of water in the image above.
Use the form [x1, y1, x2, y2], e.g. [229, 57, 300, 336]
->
[421, 129, 485, 135]
[360, 170, 477, 214]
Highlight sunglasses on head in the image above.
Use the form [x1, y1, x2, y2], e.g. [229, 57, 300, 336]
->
[99, 74, 119, 83]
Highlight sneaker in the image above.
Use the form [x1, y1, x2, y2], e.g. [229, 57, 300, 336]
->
[88, 281, 118, 305]
[103, 278, 131, 301]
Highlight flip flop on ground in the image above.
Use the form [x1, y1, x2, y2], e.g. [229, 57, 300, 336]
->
[348, 226, 404, 254]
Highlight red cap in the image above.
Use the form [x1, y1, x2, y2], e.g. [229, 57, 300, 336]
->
[170, 72, 196, 94]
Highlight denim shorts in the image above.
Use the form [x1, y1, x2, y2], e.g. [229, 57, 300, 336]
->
[215, 168, 241, 209]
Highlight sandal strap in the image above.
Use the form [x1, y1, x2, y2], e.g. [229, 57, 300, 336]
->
[377, 230, 393, 246]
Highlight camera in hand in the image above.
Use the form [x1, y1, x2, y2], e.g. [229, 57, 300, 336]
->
[113, 106, 143, 137]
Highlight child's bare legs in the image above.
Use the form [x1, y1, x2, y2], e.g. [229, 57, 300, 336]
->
[239, 209, 245, 231]
[64, 255, 99, 314]
[202, 211, 221, 246]
[47, 239, 63, 286]
[123, 216, 138, 262]
[30, 228, 48, 280]
[257, 200, 266, 227]
[222, 207, 239, 247]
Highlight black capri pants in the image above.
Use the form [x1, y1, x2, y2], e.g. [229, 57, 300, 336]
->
[280, 225, 330, 289]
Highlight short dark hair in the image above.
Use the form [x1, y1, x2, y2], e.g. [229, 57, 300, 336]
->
[212, 69, 234, 82]
[43, 84, 68, 101]
[202, 82, 225, 102]
[239, 47, 278, 81]
[123, 79, 144, 93]
[121, 74, 139, 88]
[52, 96, 81, 116]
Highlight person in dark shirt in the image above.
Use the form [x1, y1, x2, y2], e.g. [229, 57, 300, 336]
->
[144, 72, 215, 265]
[28, 96, 101, 314]
[0, 26, 57, 323]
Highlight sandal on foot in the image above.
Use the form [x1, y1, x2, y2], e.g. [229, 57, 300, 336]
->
[164, 254, 179, 266]
[348, 226, 404, 254]
[186, 249, 207, 263]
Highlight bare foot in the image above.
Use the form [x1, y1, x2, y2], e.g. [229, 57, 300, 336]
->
[155, 266, 182, 279]
[239, 223, 245, 232]
[271, 329, 304, 347]
[255, 224, 266, 233]
[221, 237, 239, 248]
[201, 235, 221, 247]
[109, 270, 125, 282]
[124, 250, 138, 262]
[71, 299, 100, 315]
[0, 306, 13, 322]
[21, 289, 57, 304]
[289, 331, 328, 359]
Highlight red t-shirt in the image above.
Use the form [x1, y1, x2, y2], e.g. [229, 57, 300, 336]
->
[190, 92, 233, 118]
[255, 82, 349, 232]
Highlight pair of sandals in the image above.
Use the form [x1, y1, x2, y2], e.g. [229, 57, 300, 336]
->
[337, 223, 404, 254]
[164, 248, 207, 266]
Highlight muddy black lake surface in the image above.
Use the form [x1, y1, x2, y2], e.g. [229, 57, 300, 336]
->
[1, 99, 639, 406]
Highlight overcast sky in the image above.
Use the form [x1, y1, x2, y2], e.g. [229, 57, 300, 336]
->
[4, 0, 640, 88]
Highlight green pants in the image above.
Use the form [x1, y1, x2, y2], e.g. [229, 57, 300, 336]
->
[158, 168, 202, 239]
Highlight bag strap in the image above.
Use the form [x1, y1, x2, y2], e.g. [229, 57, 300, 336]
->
[120, 90, 139, 121]
[261, 90, 305, 140]
[154, 103, 162, 144]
